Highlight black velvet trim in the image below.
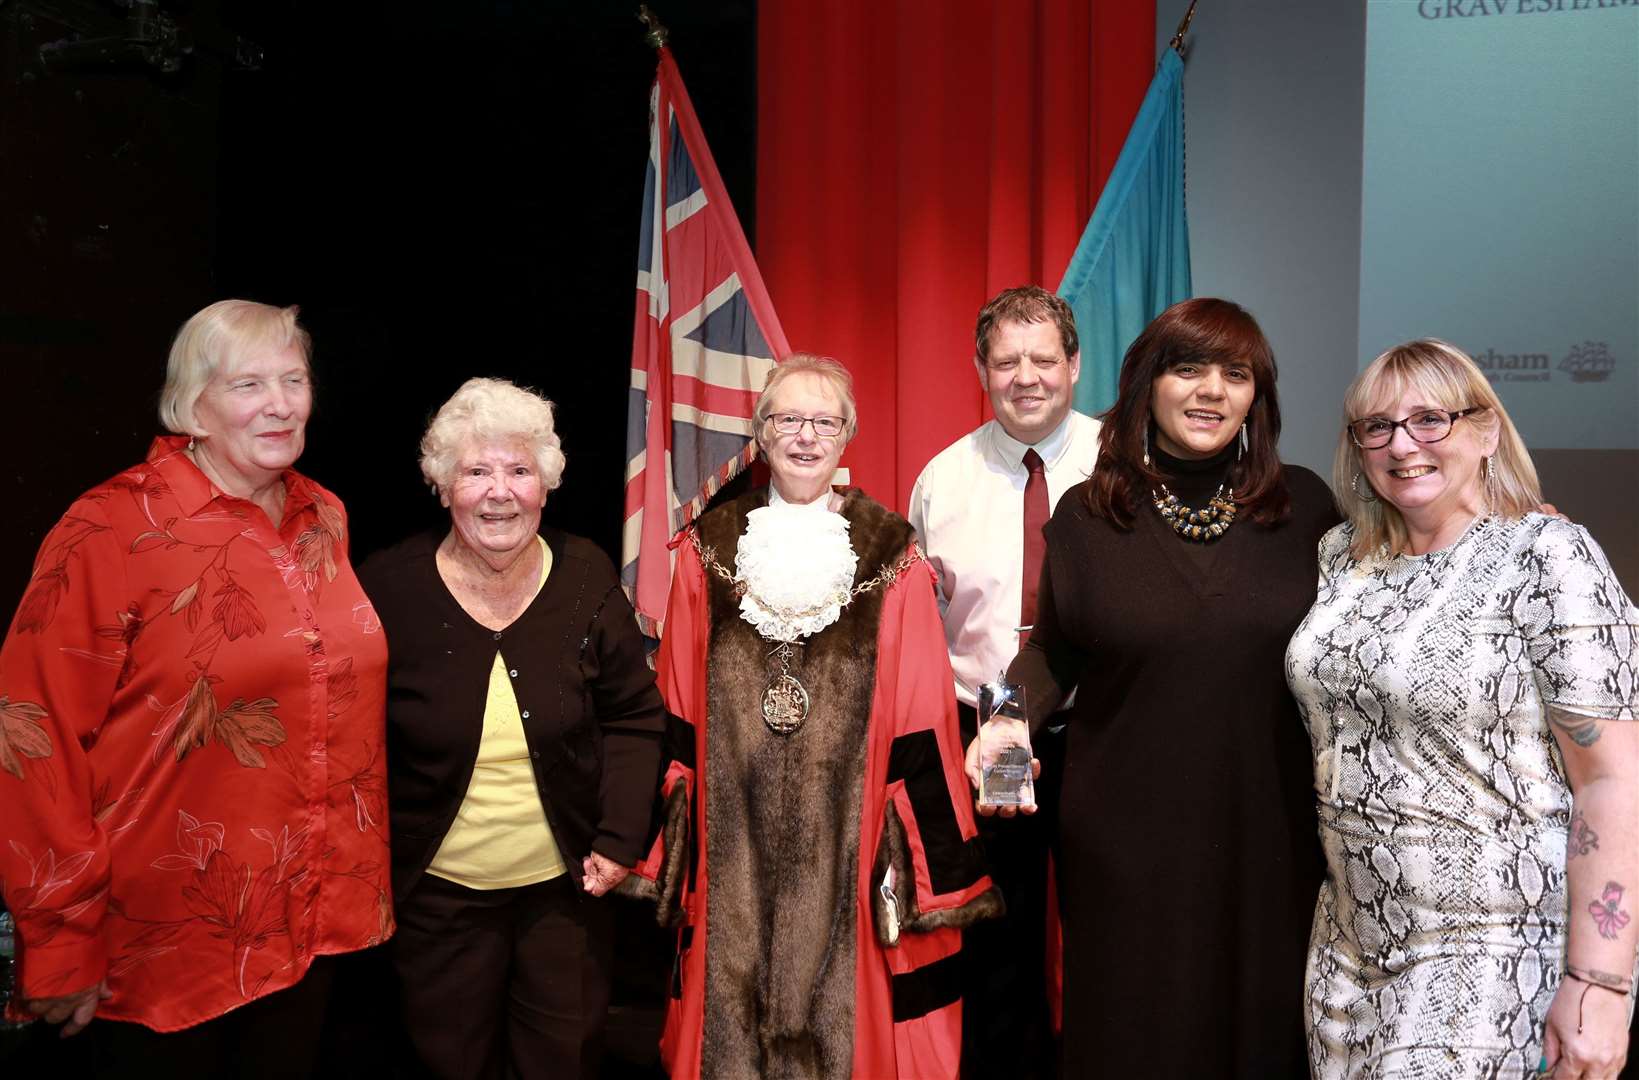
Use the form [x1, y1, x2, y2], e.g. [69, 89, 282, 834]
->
[890, 950, 964, 1022]
[661, 710, 700, 896]
[886, 729, 986, 895]
[664, 710, 696, 771]
[638, 713, 696, 854]
[670, 925, 694, 1000]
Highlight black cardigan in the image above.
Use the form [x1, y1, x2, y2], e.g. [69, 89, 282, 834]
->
[358, 529, 665, 901]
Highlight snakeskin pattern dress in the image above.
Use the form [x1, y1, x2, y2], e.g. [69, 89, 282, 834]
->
[1285, 514, 1638, 1078]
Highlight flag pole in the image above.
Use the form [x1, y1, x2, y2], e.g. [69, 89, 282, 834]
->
[637, 5, 669, 49]
[1168, 0, 1198, 57]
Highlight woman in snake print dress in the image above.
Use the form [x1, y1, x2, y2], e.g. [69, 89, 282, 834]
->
[1286, 340, 1638, 1079]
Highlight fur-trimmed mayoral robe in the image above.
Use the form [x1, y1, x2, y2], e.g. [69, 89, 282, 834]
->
[638, 489, 1001, 1080]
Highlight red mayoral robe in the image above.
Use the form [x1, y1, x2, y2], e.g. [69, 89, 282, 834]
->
[635, 489, 999, 1080]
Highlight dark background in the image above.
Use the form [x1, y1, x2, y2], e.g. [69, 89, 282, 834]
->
[9, 4, 1637, 1076]
[1, 0, 757, 617]
[1, 1, 754, 1073]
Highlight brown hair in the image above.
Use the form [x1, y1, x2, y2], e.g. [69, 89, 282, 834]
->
[1083, 298, 1290, 528]
[974, 286, 1079, 364]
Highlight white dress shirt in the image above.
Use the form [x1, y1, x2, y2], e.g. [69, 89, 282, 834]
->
[908, 410, 1102, 708]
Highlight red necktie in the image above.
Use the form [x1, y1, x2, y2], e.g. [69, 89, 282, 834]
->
[1021, 448, 1048, 642]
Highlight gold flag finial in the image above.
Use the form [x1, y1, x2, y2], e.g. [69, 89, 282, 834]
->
[638, 5, 670, 50]
[1169, 0, 1199, 57]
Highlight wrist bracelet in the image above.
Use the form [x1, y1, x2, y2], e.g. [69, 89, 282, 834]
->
[1563, 969, 1633, 1034]
[1564, 966, 1634, 995]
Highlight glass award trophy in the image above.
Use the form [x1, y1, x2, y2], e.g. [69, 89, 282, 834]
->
[976, 674, 1034, 809]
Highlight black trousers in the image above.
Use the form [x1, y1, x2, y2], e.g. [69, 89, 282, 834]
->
[959, 701, 1065, 1080]
[13, 954, 338, 1079]
[392, 872, 612, 1080]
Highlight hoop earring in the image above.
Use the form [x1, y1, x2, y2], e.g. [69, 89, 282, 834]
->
[1142, 425, 1151, 469]
[1351, 471, 1378, 503]
[1237, 422, 1248, 460]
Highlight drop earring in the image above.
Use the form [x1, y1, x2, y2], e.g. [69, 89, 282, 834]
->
[1142, 426, 1151, 468]
[1238, 422, 1248, 460]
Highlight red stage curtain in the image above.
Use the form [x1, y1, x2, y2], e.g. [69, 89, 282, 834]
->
[757, 0, 1156, 512]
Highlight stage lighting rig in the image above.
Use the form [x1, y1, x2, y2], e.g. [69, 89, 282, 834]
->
[15, 0, 262, 77]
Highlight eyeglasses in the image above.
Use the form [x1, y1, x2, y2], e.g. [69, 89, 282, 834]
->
[1347, 406, 1484, 449]
[765, 413, 847, 438]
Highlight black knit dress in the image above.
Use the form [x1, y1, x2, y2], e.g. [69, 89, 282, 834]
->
[1010, 450, 1339, 1078]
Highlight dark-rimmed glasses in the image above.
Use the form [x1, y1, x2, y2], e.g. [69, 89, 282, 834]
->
[1347, 406, 1484, 450]
[766, 413, 847, 438]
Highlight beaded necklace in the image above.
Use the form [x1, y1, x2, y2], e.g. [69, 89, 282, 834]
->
[1150, 483, 1237, 541]
[1146, 438, 1240, 543]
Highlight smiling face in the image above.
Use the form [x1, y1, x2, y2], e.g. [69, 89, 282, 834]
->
[759, 371, 850, 505]
[444, 439, 546, 563]
[1358, 389, 1496, 537]
[979, 319, 1081, 445]
[1149, 357, 1255, 460]
[191, 342, 312, 495]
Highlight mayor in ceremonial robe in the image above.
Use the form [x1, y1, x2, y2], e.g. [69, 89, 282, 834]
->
[634, 355, 1000, 1080]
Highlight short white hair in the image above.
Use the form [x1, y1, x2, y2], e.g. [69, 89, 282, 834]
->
[752, 353, 860, 447]
[159, 300, 311, 436]
[419, 377, 566, 493]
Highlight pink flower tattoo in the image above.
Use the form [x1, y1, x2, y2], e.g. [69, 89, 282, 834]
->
[1589, 881, 1631, 941]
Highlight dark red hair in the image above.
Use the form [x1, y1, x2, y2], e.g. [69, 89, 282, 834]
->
[1083, 297, 1291, 528]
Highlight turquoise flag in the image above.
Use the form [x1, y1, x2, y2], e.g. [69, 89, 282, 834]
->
[1058, 48, 1191, 417]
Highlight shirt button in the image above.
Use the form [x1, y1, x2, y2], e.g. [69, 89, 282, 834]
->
[530, 749, 540, 759]
[521, 710, 530, 719]
[509, 669, 518, 678]
[492, 631, 503, 641]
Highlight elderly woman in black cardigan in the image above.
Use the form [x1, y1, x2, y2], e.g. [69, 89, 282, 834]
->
[358, 377, 664, 1080]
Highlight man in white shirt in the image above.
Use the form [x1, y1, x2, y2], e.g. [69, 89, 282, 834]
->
[907, 285, 1100, 1078]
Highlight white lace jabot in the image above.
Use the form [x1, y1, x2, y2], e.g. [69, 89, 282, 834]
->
[734, 492, 857, 642]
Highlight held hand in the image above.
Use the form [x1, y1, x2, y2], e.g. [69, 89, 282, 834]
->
[24, 978, 111, 1037]
[581, 851, 630, 897]
[963, 725, 1041, 819]
[1542, 978, 1630, 1078]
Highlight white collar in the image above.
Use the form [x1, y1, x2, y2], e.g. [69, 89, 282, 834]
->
[988, 411, 1078, 472]
[735, 496, 857, 641]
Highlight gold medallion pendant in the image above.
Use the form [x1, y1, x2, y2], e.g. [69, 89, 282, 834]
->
[761, 672, 810, 735]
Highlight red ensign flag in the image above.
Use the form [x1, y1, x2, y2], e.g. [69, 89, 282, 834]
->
[621, 48, 789, 638]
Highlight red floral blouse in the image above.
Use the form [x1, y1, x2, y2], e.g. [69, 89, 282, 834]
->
[0, 436, 391, 1032]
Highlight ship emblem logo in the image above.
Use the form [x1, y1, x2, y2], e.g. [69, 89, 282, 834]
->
[1558, 341, 1614, 384]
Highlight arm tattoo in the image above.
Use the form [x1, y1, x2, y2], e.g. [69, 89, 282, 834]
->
[1568, 811, 1600, 858]
[1589, 881, 1632, 940]
[1548, 706, 1602, 747]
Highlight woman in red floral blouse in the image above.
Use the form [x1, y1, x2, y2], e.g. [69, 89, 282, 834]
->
[0, 300, 390, 1075]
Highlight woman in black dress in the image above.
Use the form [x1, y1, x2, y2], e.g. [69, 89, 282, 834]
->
[1004, 299, 1338, 1077]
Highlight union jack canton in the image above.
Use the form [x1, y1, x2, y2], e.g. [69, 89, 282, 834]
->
[622, 47, 789, 638]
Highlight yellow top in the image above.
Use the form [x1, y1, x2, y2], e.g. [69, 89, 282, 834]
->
[427, 537, 567, 889]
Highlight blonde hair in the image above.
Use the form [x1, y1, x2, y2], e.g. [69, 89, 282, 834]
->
[1334, 339, 1540, 559]
[159, 300, 311, 435]
[753, 353, 860, 446]
[419, 377, 567, 493]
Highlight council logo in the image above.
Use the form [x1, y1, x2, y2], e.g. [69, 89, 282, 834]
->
[1558, 341, 1615, 384]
